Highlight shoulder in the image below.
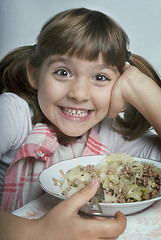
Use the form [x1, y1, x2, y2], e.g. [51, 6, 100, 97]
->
[0, 92, 33, 120]
[0, 92, 29, 109]
[95, 116, 161, 161]
[0, 93, 33, 160]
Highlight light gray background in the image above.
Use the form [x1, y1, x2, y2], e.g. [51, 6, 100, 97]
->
[0, 0, 161, 75]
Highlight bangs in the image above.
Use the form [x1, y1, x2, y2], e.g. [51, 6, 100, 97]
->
[37, 8, 129, 72]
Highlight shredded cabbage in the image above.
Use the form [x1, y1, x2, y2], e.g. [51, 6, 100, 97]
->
[53, 153, 161, 203]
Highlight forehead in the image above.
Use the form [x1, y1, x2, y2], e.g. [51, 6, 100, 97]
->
[45, 53, 118, 72]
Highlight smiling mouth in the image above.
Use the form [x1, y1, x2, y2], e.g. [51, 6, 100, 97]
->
[60, 107, 90, 118]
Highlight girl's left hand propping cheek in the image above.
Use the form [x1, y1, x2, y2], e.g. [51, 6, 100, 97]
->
[108, 65, 149, 118]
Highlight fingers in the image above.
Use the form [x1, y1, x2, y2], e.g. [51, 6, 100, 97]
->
[113, 211, 127, 235]
[108, 65, 135, 118]
[59, 178, 100, 216]
[108, 83, 126, 118]
[87, 211, 127, 239]
[46, 190, 126, 239]
[52, 180, 126, 239]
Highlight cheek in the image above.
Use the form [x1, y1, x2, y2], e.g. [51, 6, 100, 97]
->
[98, 95, 110, 113]
[37, 91, 47, 116]
[94, 87, 112, 112]
[37, 77, 58, 103]
[37, 81, 55, 114]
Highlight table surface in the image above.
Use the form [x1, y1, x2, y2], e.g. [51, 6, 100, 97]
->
[12, 193, 161, 240]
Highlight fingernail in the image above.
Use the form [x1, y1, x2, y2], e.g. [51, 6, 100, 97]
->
[88, 178, 97, 186]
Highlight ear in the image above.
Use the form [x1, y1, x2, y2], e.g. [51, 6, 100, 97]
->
[26, 61, 39, 89]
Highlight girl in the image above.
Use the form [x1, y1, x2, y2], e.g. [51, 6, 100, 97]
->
[0, 7, 161, 240]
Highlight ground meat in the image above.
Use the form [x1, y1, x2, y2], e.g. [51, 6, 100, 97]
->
[151, 189, 158, 198]
[136, 178, 148, 187]
[95, 162, 160, 202]
[121, 165, 134, 175]
[80, 165, 95, 174]
[106, 163, 161, 202]
[57, 154, 161, 203]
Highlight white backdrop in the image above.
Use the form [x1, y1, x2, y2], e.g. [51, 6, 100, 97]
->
[0, 0, 161, 75]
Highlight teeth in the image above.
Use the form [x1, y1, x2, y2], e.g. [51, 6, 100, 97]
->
[61, 107, 89, 117]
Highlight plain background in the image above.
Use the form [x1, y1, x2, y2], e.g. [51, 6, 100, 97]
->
[0, 0, 161, 75]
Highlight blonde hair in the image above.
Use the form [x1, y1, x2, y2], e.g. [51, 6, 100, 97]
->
[0, 8, 160, 139]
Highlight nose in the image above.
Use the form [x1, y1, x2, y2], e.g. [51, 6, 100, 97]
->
[67, 79, 90, 102]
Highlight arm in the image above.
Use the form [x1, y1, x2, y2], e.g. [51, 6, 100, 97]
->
[0, 210, 34, 240]
[108, 65, 161, 137]
[0, 93, 33, 202]
[0, 93, 32, 160]
[0, 178, 126, 240]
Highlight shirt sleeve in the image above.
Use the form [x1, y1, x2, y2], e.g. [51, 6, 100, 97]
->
[98, 117, 161, 161]
[0, 93, 33, 165]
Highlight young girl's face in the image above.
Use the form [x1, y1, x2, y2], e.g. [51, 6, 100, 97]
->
[36, 53, 120, 143]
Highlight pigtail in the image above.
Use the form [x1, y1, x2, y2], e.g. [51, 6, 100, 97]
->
[0, 46, 39, 123]
[115, 54, 161, 140]
[0, 46, 34, 94]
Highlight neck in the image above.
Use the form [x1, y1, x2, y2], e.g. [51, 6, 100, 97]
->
[54, 125, 81, 145]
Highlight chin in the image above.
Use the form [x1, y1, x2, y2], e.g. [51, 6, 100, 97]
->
[64, 131, 84, 137]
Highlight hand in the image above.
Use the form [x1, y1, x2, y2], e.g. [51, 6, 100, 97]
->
[108, 65, 147, 118]
[108, 65, 161, 137]
[35, 178, 127, 240]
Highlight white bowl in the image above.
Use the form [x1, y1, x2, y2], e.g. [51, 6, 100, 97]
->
[39, 155, 161, 216]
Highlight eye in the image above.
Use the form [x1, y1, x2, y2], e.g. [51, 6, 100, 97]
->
[94, 74, 110, 81]
[54, 69, 71, 77]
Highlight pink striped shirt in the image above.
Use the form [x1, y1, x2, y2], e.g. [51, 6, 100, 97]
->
[1, 123, 109, 212]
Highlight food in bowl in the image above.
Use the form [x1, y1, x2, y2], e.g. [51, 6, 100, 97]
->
[53, 153, 161, 203]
